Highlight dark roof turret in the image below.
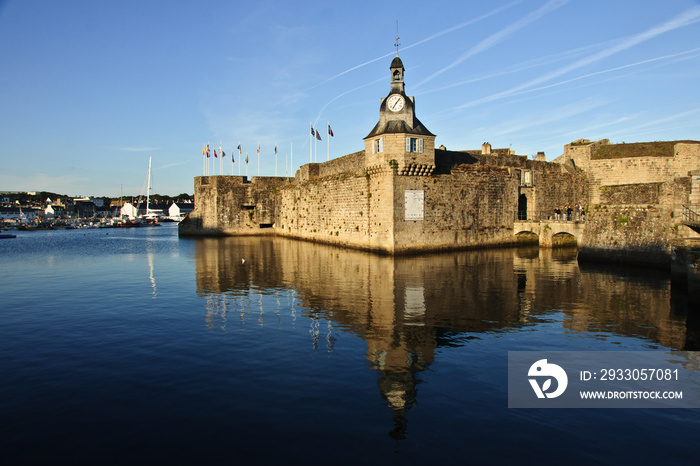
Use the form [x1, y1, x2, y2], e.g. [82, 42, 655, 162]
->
[390, 56, 404, 70]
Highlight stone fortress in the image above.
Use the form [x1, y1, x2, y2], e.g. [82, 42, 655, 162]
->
[180, 52, 700, 280]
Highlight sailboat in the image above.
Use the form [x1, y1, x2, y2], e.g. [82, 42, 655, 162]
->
[134, 156, 162, 226]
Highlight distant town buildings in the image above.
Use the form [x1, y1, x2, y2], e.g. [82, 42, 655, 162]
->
[0, 192, 194, 225]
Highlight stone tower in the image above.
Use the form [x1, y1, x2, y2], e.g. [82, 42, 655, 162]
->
[364, 53, 436, 176]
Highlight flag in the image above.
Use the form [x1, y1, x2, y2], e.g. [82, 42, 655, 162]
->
[257, 143, 260, 153]
[315, 128, 321, 141]
[214, 149, 218, 158]
[202, 146, 205, 157]
[328, 124, 334, 137]
[245, 153, 249, 164]
[206, 144, 210, 158]
[237, 144, 241, 154]
[231, 150, 235, 163]
[222, 150, 226, 158]
[310, 125, 315, 137]
[275, 145, 277, 154]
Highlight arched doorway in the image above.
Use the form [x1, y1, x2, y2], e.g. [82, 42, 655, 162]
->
[517, 194, 528, 220]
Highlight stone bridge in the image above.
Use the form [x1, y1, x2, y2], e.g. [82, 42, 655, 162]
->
[513, 219, 586, 247]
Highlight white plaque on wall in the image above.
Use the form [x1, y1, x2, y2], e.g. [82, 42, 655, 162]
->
[405, 190, 424, 221]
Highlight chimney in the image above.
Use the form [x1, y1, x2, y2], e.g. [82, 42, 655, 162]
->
[481, 142, 491, 155]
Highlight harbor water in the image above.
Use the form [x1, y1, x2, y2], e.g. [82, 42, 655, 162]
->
[0, 223, 698, 464]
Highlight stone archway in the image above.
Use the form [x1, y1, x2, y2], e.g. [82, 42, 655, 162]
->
[551, 232, 577, 248]
[515, 230, 538, 245]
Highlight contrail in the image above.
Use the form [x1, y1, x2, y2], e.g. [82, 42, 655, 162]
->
[415, 0, 570, 89]
[402, 0, 522, 52]
[416, 40, 606, 96]
[313, 76, 385, 125]
[498, 47, 700, 100]
[455, 6, 700, 110]
[309, 1, 522, 91]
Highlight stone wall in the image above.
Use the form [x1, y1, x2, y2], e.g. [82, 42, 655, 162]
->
[579, 205, 679, 266]
[277, 170, 379, 250]
[392, 165, 519, 253]
[276, 164, 524, 254]
[598, 183, 661, 205]
[181, 151, 591, 254]
[587, 142, 699, 205]
[179, 175, 292, 236]
[530, 163, 589, 215]
[318, 150, 365, 178]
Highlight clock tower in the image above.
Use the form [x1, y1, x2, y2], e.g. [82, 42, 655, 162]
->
[364, 52, 435, 176]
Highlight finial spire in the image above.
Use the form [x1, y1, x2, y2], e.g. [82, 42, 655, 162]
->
[394, 20, 400, 57]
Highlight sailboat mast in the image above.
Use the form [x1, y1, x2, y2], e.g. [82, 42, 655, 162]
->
[146, 156, 151, 217]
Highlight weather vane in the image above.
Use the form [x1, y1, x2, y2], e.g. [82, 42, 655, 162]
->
[394, 20, 401, 57]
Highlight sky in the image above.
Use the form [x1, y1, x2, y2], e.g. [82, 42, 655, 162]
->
[1, 0, 699, 197]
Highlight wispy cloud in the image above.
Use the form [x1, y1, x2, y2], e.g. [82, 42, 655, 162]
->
[604, 108, 700, 139]
[488, 99, 606, 137]
[454, 6, 700, 110]
[118, 147, 161, 152]
[158, 160, 189, 170]
[415, 0, 570, 89]
[563, 116, 637, 139]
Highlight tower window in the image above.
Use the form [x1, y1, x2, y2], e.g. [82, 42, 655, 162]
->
[406, 137, 424, 153]
[393, 71, 401, 81]
[373, 138, 384, 154]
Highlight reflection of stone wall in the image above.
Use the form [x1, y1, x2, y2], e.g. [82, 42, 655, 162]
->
[192, 237, 692, 436]
[568, 266, 687, 349]
[193, 238, 689, 350]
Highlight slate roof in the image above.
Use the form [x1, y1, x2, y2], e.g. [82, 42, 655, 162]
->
[365, 118, 435, 139]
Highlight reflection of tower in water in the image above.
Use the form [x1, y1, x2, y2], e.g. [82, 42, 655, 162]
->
[371, 348, 426, 440]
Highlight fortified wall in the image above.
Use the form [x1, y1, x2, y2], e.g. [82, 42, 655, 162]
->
[180, 146, 588, 254]
[179, 53, 699, 279]
[554, 140, 700, 267]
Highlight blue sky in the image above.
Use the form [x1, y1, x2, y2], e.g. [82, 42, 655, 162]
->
[1, 0, 699, 197]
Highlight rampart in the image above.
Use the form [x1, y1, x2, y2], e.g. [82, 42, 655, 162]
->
[551, 140, 700, 267]
[181, 145, 590, 255]
[179, 175, 292, 236]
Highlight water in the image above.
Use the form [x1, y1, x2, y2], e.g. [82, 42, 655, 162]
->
[0, 224, 698, 464]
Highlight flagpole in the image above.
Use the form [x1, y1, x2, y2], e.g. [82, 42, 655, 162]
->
[275, 142, 277, 177]
[246, 152, 248, 177]
[238, 142, 241, 176]
[257, 141, 260, 177]
[219, 141, 222, 176]
[327, 121, 330, 161]
[310, 123, 313, 163]
[291, 142, 293, 178]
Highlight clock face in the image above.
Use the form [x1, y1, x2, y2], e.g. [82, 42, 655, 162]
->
[387, 94, 405, 112]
